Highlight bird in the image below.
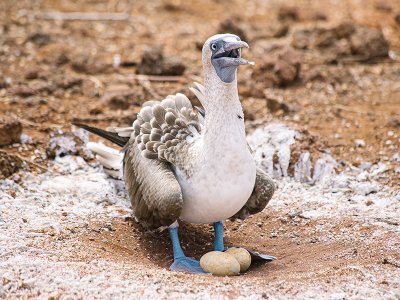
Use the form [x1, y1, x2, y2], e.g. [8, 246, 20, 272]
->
[74, 33, 276, 274]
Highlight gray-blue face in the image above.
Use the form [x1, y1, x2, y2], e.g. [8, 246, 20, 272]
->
[210, 36, 249, 83]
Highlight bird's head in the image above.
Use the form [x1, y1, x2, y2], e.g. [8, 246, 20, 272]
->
[202, 33, 253, 84]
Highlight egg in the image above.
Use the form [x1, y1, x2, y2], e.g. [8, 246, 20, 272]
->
[225, 247, 251, 272]
[200, 251, 240, 276]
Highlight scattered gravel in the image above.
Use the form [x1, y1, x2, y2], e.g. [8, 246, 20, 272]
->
[1, 123, 399, 299]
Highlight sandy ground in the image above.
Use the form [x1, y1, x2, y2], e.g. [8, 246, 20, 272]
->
[1, 127, 399, 299]
[1, 0, 400, 299]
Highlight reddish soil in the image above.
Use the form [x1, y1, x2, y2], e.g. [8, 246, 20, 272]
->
[1, 0, 399, 298]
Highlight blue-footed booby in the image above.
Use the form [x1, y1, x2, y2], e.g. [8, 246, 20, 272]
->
[74, 34, 276, 273]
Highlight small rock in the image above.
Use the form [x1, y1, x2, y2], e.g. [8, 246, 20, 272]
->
[24, 68, 40, 80]
[137, 47, 164, 75]
[0, 115, 22, 146]
[312, 153, 337, 183]
[0, 76, 11, 89]
[136, 47, 186, 76]
[330, 174, 351, 189]
[162, 0, 184, 12]
[8, 85, 37, 97]
[334, 23, 356, 39]
[291, 29, 312, 49]
[386, 116, 400, 128]
[395, 14, 400, 24]
[0, 151, 23, 179]
[47, 134, 78, 158]
[292, 23, 355, 51]
[225, 247, 251, 273]
[370, 162, 389, 176]
[252, 47, 301, 87]
[350, 182, 378, 196]
[218, 18, 248, 41]
[46, 130, 91, 160]
[358, 162, 372, 170]
[354, 139, 366, 147]
[291, 23, 389, 62]
[38, 43, 71, 66]
[356, 171, 369, 182]
[294, 152, 312, 183]
[100, 89, 142, 110]
[20, 133, 32, 144]
[71, 55, 110, 75]
[28, 32, 52, 47]
[350, 26, 388, 59]
[160, 57, 186, 76]
[278, 6, 299, 21]
[366, 199, 374, 206]
[200, 251, 240, 276]
[265, 95, 290, 114]
[53, 75, 82, 90]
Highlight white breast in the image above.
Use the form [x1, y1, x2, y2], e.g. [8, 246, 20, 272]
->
[176, 147, 256, 224]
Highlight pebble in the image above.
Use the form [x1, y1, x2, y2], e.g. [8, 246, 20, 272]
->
[350, 182, 378, 196]
[354, 139, 366, 147]
[137, 47, 186, 76]
[358, 162, 372, 170]
[0, 115, 22, 146]
[0, 151, 23, 179]
[200, 251, 240, 276]
[251, 47, 301, 87]
[225, 247, 251, 273]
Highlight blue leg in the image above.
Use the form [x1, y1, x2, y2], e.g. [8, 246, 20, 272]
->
[169, 223, 205, 273]
[213, 221, 224, 251]
[214, 221, 276, 262]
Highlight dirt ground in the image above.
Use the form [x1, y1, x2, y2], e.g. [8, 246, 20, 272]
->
[0, 0, 399, 299]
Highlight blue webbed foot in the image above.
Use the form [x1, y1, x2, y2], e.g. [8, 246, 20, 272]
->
[170, 257, 206, 274]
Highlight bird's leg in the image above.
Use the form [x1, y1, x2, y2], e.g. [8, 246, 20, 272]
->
[213, 221, 276, 261]
[213, 221, 225, 251]
[168, 221, 205, 274]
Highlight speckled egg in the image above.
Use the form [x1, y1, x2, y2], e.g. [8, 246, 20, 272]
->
[200, 251, 240, 276]
[225, 247, 251, 272]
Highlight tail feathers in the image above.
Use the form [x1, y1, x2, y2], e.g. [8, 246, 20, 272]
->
[73, 122, 129, 147]
[87, 142, 123, 179]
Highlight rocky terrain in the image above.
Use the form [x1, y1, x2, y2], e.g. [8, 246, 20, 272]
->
[0, 0, 399, 299]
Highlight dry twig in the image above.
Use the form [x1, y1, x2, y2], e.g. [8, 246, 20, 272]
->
[34, 11, 131, 21]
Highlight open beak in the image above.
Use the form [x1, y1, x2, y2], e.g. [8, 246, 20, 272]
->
[213, 40, 254, 66]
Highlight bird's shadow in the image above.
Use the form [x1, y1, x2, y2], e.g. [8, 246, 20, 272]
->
[131, 221, 215, 269]
[129, 220, 273, 272]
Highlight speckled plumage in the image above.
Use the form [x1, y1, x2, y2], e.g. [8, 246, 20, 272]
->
[123, 138, 183, 228]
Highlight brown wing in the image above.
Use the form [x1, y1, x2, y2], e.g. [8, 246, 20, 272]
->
[131, 93, 204, 163]
[123, 139, 183, 229]
[231, 167, 276, 220]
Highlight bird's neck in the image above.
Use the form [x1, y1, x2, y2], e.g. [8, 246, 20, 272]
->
[202, 76, 247, 157]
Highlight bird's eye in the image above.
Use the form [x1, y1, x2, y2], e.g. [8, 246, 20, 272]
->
[211, 44, 217, 51]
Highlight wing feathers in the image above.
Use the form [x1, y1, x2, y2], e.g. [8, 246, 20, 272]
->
[131, 92, 203, 163]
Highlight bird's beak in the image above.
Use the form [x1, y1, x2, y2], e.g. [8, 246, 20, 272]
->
[223, 40, 249, 51]
[213, 39, 254, 66]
